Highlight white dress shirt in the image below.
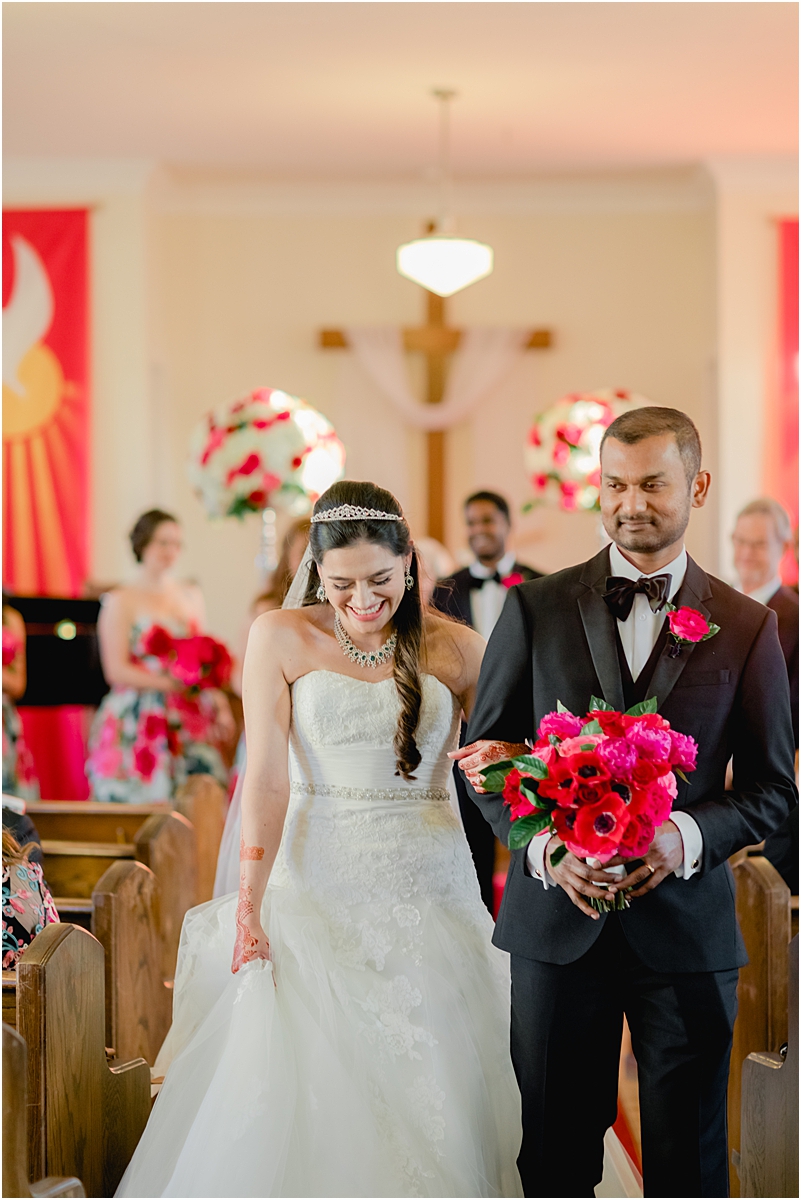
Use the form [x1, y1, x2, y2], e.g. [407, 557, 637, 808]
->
[739, 575, 782, 607]
[526, 543, 703, 886]
[469, 550, 518, 641]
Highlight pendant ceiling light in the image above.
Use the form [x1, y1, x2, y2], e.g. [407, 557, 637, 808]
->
[397, 89, 493, 298]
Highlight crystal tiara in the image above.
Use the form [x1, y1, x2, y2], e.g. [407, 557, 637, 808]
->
[311, 504, 404, 524]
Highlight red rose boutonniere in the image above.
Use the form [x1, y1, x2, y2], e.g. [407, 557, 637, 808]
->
[666, 604, 720, 657]
[502, 572, 525, 589]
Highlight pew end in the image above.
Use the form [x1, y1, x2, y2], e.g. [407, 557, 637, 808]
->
[134, 810, 196, 982]
[91, 859, 172, 1066]
[739, 936, 799, 1197]
[17, 922, 150, 1197]
[4, 1023, 85, 1198]
[174, 773, 227, 904]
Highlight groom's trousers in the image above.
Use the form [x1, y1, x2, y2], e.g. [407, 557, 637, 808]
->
[510, 916, 739, 1198]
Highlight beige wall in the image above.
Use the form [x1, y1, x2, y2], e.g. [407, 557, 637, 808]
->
[6, 161, 791, 650]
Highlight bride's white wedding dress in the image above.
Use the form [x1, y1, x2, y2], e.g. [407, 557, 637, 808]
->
[117, 671, 523, 1197]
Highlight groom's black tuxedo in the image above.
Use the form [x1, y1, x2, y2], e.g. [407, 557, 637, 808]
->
[465, 547, 796, 1197]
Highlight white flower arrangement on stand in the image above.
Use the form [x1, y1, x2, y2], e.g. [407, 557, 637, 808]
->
[524, 388, 650, 513]
[187, 386, 346, 571]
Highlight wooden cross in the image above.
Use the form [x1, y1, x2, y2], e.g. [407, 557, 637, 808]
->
[320, 292, 552, 541]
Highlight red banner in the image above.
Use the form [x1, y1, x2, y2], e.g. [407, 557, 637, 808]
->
[2, 210, 89, 596]
[764, 217, 799, 584]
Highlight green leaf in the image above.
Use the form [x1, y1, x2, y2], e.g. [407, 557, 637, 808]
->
[701, 623, 721, 640]
[508, 813, 551, 849]
[519, 778, 551, 809]
[675, 767, 690, 784]
[556, 699, 571, 713]
[589, 695, 615, 712]
[580, 719, 603, 736]
[511, 754, 549, 779]
[625, 697, 659, 717]
[549, 843, 568, 867]
[548, 734, 561, 746]
[579, 742, 597, 752]
[479, 767, 513, 794]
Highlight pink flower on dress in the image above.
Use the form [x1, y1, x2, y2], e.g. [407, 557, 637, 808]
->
[141, 712, 168, 742]
[91, 745, 123, 778]
[133, 743, 158, 782]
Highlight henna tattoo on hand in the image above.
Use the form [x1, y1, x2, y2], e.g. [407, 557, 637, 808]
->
[232, 883, 268, 973]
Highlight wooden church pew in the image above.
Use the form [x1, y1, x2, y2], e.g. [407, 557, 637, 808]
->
[16, 922, 150, 1197]
[41, 810, 196, 984]
[91, 859, 172, 1066]
[738, 935, 798, 1197]
[728, 854, 792, 1196]
[173, 773, 227, 904]
[4, 1023, 86, 1198]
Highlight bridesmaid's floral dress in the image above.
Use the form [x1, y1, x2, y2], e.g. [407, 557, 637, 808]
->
[86, 619, 229, 804]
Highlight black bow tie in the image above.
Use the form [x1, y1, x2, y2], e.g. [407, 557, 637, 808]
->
[602, 574, 671, 622]
[468, 571, 502, 589]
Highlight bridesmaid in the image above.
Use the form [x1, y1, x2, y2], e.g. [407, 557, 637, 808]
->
[86, 509, 233, 803]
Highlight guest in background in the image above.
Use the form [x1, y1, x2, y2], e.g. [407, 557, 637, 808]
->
[2, 829, 59, 969]
[86, 509, 233, 804]
[433, 491, 542, 911]
[2, 602, 39, 800]
[2, 797, 43, 867]
[733, 497, 798, 889]
[415, 536, 457, 608]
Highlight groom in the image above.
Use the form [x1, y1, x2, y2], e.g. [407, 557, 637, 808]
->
[458, 407, 796, 1198]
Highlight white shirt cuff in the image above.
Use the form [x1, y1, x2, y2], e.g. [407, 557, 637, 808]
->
[525, 830, 554, 888]
[670, 810, 703, 879]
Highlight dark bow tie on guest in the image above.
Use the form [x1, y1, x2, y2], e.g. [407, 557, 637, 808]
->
[468, 571, 503, 589]
[602, 573, 671, 622]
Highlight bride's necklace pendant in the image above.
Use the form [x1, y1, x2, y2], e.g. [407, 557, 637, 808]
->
[334, 614, 397, 669]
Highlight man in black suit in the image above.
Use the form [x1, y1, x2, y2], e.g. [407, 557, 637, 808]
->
[454, 410, 796, 1197]
[432, 491, 541, 911]
[733, 497, 799, 889]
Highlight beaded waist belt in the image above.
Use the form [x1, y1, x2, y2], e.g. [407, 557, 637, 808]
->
[290, 781, 450, 804]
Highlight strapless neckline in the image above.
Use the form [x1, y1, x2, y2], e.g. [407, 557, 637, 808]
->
[293, 668, 454, 697]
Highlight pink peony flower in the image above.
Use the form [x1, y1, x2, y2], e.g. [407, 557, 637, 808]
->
[624, 724, 672, 762]
[538, 711, 584, 741]
[668, 607, 710, 643]
[619, 810, 656, 857]
[596, 736, 638, 777]
[668, 730, 698, 771]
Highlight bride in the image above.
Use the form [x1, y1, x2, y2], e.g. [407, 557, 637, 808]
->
[117, 480, 523, 1198]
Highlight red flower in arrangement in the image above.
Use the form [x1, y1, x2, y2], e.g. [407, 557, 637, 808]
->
[225, 452, 262, 486]
[247, 490, 267, 508]
[141, 625, 175, 661]
[529, 425, 542, 447]
[502, 769, 538, 820]
[591, 710, 627, 738]
[537, 757, 581, 804]
[556, 422, 583, 448]
[200, 425, 228, 465]
[559, 481, 581, 510]
[532, 473, 548, 491]
[133, 743, 158, 782]
[502, 572, 525, 589]
[619, 810, 657, 858]
[572, 793, 628, 856]
[2, 628, 20, 666]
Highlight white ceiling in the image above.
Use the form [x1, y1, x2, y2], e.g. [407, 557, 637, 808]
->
[3, 2, 797, 177]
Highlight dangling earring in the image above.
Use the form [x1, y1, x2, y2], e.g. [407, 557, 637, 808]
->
[404, 571, 414, 591]
[316, 583, 327, 603]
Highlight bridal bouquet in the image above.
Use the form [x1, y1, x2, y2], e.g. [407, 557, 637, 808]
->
[480, 697, 697, 910]
[141, 626, 232, 692]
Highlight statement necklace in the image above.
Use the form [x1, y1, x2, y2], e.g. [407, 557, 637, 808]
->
[334, 614, 397, 669]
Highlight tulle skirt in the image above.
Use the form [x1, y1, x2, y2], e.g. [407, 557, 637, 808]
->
[117, 877, 524, 1197]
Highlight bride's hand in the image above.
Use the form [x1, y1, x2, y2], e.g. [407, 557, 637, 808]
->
[232, 915, 271, 974]
[448, 740, 529, 793]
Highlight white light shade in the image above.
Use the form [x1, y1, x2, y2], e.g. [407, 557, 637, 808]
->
[396, 236, 493, 297]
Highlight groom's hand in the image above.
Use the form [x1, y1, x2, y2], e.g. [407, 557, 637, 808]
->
[545, 836, 623, 921]
[607, 819, 684, 899]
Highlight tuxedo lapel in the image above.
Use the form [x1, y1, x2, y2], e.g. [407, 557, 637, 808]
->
[645, 555, 713, 707]
[577, 549, 626, 711]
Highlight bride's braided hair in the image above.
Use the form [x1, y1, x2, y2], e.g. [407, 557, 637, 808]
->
[304, 481, 423, 780]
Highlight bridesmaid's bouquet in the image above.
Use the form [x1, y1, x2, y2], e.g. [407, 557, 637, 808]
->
[141, 626, 232, 692]
[480, 698, 697, 911]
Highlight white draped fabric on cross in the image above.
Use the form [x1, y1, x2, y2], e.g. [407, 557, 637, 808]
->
[344, 326, 530, 431]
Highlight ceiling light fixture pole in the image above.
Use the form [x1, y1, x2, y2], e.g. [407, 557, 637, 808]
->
[396, 89, 493, 298]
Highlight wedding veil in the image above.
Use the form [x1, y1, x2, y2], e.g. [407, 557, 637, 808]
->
[282, 542, 315, 611]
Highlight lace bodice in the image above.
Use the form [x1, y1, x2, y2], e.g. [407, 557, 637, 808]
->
[289, 670, 460, 797]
